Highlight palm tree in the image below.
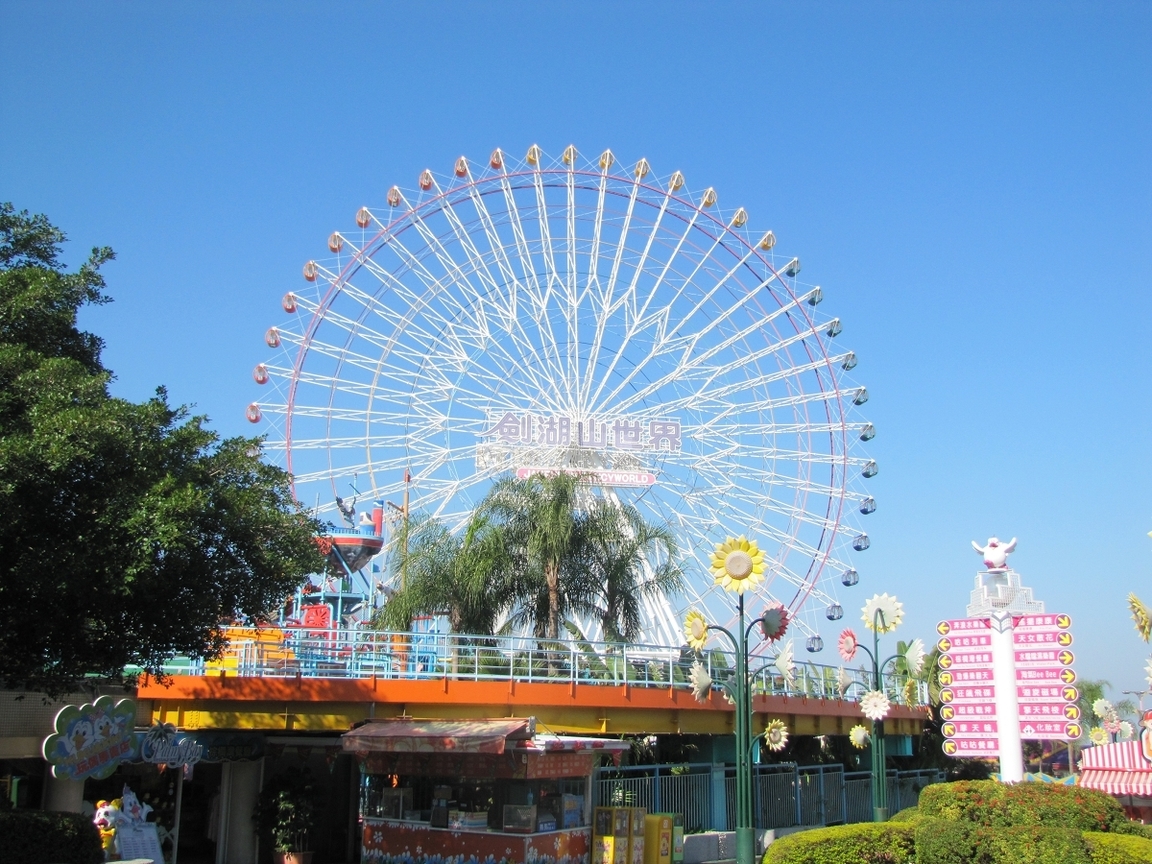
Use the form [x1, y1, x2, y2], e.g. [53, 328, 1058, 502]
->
[376, 511, 512, 635]
[573, 501, 684, 644]
[480, 472, 587, 640]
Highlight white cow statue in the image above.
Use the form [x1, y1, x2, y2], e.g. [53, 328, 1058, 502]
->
[971, 537, 1017, 570]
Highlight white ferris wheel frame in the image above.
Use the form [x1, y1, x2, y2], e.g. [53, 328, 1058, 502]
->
[250, 145, 876, 653]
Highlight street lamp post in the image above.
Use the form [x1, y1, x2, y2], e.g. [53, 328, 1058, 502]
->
[849, 603, 913, 823]
[684, 536, 793, 864]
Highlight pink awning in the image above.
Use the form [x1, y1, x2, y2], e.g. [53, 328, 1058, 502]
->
[342, 718, 535, 755]
[1080, 768, 1152, 797]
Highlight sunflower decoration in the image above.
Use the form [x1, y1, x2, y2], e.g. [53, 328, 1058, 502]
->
[1093, 698, 1116, 720]
[1130, 593, 1152, 642]
[1088, 726, 1108, 746]
[684, 610, 710, 653]
[759, 601, 790, 642]
[862, 593, 904, 634]
[710, 535, 766, 595]
[764, 719, 789, 752]
[774, 639, 796, 684]
[903, 638, 927, 677]
[838, 629, 859, 663]
[902, 678, 919, 706]
[1119, 720, 1135, 741]
[859, 690, 891, 722]
[689, 660, 713, 703]
[849, 724, 871, 749]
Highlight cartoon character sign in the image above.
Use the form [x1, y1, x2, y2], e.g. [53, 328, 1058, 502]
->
[42, 696, 138, 781]
[971, 537, 1018, 570]
[1140, 709, 1152, 764]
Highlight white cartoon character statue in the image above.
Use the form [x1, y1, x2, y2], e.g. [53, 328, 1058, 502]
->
[971, 537, 1017, 570]
[118, 785, 153, 824]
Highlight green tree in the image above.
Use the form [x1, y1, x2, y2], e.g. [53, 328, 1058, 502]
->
[573, 501, 684, 644]
[376, 511, 512, 634]
[481, 472, 587, 640]
[0, 204, 323, 693]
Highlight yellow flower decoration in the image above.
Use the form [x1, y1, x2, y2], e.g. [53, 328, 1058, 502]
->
[764, 719, 789, 752]
[1130, 593, 1152, 643]
[710, 535, 766, 594]
[684, 610, 709, 653]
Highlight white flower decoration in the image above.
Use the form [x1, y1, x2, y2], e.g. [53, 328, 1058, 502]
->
[1093, 698, 1115, 720]
[774, 639, 795, 683]
[862, 593, 904, 634]
[764, 719, 789, 752]
[689, 661, 712, 703]
[1145, 657, 1152, 690]
[859, 689, 891, 721]
[849, 724, 871, 749]
[837, 666, 851, 698]
[1119, 720, 1135, 741]
[904, 638, 926, 677]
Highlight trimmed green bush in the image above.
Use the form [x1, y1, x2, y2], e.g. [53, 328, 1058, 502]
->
[914, 817, 978, 864]
[890, 806, 924, 823]
[0, 809, 103, 864]
[918, 780, 1128, 832]
[978, 825, 1090, 864]
[1083, 831, 1152, 864]
[1109, 820, 1152, 840]
[762, 821, 915, 864]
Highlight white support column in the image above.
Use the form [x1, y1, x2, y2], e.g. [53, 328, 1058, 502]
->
[990, 612, 1024, 782]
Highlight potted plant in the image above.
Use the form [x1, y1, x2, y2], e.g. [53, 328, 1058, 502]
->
[253, 767, 319, 864]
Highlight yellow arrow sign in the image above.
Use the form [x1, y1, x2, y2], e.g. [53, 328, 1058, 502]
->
[943, 741, 958, 755]
[940, 689, 954, 703]
[1065, 723, 1081, 739]
[937, 621, 951, 635]
[1056, 614, 1071, 629]
[1059, 651, 1075, 666]
[1062, 686, 1079, 702]
[940, 671, 954, 686]
[1064, 705, 1080, 720]
[938, 638, 952, 652]
[941, 706, 955, 720]
[1057, 632, 1073, 646]
[1060, 669, 1076, 684]
[942, 722, 956, 737]
[939, 655, 953, 669]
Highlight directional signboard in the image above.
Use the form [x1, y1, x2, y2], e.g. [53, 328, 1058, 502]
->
[1012, 613, 1076, 741]
[937, 612, 1079, 758]
[937, 617, 1003, 757]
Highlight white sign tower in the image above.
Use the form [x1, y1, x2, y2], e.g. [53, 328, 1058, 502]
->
[965, 538, 1042, 783]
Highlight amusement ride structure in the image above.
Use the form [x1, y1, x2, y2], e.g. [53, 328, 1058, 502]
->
[247, 144, 877, 654]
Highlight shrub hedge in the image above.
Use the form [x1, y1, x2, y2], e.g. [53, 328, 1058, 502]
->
[917, 780, 1128, 832]
[762, 821, 915, 864]
[913, 817, 977, 864]
[1083, 831, 1152, 864]
[978, 825, 1091, 864]
[0, 809, 103, 864]
[889, 806, 924, 823]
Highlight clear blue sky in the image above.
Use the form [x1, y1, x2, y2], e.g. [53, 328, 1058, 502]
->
[3, 2, 1150, 703]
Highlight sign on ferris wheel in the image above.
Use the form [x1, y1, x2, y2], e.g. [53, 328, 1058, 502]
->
[248, 144, 877, 647]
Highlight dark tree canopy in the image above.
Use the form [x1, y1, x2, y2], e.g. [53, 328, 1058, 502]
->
[0, 203, 323, 693]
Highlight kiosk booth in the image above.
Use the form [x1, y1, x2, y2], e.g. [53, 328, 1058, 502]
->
[1079, 736, 1152, 823]
[343, 717, 629, 864]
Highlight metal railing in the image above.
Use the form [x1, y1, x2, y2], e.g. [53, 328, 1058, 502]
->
[594, 762, 944, 832]
[157, 626, 926, 704]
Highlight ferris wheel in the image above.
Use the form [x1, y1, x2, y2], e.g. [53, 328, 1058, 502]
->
[249, 145, 876, 652]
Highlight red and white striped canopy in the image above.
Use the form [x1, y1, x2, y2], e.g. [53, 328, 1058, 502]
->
[1080, 740, 1152, 797]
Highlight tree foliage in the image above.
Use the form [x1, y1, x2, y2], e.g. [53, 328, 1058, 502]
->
[378, 472, 684, 644]
[0, 203, 324, 693]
